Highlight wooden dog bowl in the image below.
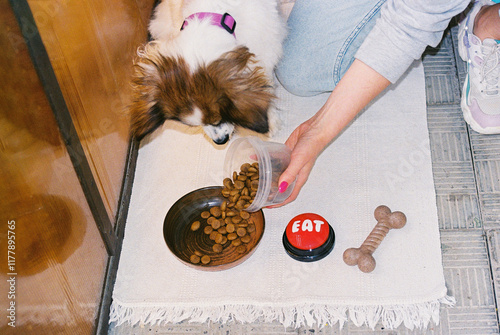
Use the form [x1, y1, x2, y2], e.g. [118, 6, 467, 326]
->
[163, 186, 265, 271]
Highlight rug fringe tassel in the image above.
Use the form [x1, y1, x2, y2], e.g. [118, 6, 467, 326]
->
[109, 295, 455, 330]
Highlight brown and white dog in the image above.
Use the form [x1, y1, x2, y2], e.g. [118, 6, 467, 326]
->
[130, 0, 287, 145]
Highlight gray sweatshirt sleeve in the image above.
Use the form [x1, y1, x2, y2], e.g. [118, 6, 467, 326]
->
[355, 0, 471, 83]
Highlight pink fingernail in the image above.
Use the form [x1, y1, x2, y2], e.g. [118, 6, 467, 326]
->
[278, 181, 288, 193]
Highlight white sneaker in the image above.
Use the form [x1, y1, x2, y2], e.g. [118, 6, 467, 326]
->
[458, 0, 500, 134]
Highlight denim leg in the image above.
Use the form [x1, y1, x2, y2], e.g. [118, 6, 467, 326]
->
[276, 0, 386, 96]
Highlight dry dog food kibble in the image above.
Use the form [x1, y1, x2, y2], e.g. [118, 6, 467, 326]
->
[236, 227, 247, 237]
[210, 207, 222, 217]
[189, 163, 260, 265]
[241, 235, 251, 243]
[226, 223, 235, 233]
[212, 243, 223, 253]
[190, 254, 200, 264]
[190, 220, 200, 231]
[211, 220, 221, 230]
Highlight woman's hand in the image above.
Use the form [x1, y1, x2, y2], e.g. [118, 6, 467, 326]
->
[273, 107, 335, 207]
[271, 59, 391, 208]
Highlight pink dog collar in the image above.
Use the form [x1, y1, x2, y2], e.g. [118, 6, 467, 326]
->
[180, 12, 236, 37]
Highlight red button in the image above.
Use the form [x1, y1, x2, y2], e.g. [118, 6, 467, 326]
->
[285, 213, 330, 250]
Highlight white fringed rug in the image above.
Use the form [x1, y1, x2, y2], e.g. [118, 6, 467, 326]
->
[110, 61, 454, 330]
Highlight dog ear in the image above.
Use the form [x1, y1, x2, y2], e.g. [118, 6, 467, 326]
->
[130, 49, 192, 139]
[206, 47, 274, 134]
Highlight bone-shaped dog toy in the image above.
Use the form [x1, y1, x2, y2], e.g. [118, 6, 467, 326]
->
[343, 205, 406, 273]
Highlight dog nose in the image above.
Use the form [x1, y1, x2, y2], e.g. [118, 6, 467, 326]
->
[213, 135, 230, 145]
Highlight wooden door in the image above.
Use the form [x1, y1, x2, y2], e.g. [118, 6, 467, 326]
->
[1, 0, 154, 333]
[26, 0, 153, 223]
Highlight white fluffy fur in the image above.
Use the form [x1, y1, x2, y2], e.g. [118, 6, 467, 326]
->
[145, 0, 287, 144]
[150, 0, 286, 74]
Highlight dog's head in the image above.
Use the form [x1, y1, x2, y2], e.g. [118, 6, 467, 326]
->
[130, 46, 274, 145]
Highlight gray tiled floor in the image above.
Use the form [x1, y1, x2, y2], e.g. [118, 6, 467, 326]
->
[109, 25, 500, 335]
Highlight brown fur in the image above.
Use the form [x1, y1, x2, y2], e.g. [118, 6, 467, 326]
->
[130, 46, 274, 140]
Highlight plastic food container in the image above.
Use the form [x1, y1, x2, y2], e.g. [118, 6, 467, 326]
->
[224, 137, 295, 212]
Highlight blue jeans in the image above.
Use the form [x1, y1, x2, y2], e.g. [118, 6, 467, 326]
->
[276, 0, 387, 96]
